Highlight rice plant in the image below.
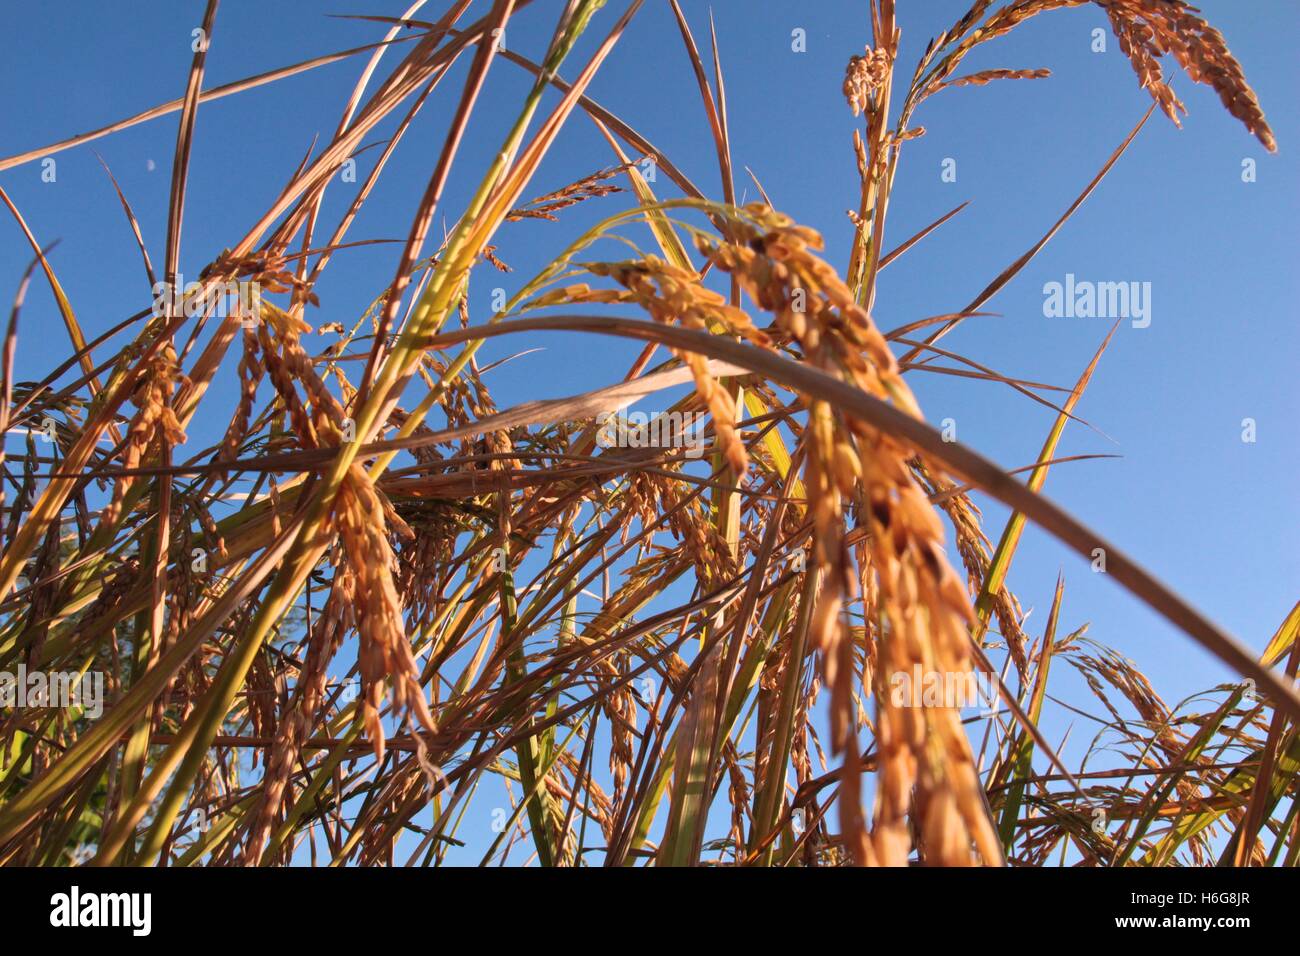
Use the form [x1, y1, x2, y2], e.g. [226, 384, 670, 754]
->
[0, 0, 1294, 868]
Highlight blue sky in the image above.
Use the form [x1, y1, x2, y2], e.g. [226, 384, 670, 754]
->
[0, 1, 1295, 862]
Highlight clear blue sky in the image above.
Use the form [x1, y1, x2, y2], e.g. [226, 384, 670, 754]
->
[1, 1, 1295, 861]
